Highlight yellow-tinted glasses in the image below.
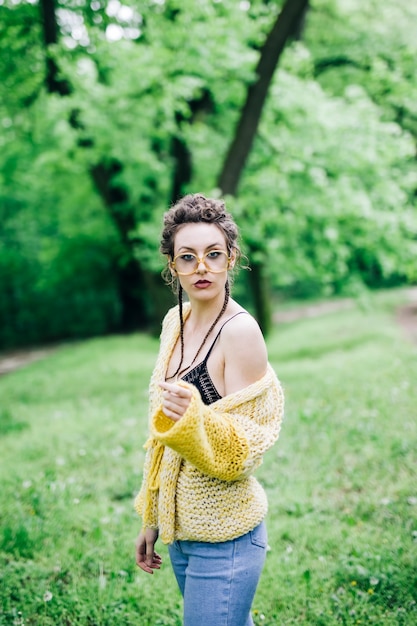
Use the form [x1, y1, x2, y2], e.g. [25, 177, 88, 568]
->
[171, 250, 231, 276]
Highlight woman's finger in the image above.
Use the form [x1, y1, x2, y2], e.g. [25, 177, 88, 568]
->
[159, 381, 191, 398]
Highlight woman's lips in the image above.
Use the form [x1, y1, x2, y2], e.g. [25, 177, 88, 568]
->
[194, 280, 212, 288]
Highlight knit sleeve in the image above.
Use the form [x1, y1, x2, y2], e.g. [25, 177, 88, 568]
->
[150, 371, 284, 482]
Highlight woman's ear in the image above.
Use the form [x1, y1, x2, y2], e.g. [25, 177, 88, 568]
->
[168, 257, 177, 276]
[228, 248, 237, 269]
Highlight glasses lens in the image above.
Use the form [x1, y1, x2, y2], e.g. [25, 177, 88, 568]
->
[174, 254, 198, 275]
[203, 250, 229, 272]
[174, 251, 229, 275]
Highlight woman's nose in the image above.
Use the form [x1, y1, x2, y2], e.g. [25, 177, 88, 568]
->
[196, 259, 207, 273]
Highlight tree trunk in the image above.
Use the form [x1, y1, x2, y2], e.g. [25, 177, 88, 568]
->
[39, 0, 71, 95]
[170, 88, 214, 204]
[218, 0, 309, 332]
[90, 162, 159, 331]
[247, 257, 273, 336]
[38, 0, 167, 331]
[218, 0, 309, 196]
[170, 135, 193, 205]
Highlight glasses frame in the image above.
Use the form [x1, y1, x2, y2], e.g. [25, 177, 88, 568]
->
[171, 249, 231, 276]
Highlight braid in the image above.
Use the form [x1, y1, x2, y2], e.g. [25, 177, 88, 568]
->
[170, 285, 185, 380]
[168, 281, 230, 380]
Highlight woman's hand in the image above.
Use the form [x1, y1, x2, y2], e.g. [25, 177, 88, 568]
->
[159, 381, 192, 422]
[135, 528, 162, 574]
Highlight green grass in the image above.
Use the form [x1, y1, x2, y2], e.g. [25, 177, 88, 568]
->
[1, 289, 416, 625]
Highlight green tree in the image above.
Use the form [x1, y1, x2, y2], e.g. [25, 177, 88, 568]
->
[0, 0, 415, 349]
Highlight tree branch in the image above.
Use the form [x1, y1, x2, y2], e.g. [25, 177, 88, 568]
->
[217, 0, 309, 195]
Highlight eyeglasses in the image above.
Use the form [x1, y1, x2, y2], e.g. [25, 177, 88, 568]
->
[171, 250, 231, 276]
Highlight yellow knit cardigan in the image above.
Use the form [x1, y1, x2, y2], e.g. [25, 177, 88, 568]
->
[134, 304, 284, 544]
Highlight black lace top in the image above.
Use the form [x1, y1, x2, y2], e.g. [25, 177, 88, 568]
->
[182, 312, 247, 405]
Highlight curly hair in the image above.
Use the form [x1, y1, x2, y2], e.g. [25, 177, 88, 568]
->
[160, 194, 241, 275]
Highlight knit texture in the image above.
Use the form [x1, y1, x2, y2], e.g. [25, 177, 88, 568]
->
[134, 304, 284, 544]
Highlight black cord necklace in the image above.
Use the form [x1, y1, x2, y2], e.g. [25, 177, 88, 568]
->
[167, 281, 230, 381]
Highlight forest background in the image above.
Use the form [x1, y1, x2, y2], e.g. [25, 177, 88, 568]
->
[1, 0, 416, 349]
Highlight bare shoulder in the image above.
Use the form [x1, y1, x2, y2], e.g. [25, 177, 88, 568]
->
[221, 310, 268, 391]
[222, 309, 263, 338]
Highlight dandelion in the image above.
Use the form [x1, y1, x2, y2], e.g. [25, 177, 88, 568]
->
[350, 581, 357, 586]
[13, 610, 25, 625]
[43, 591, 53, 602]
[368, 589, 374, 595]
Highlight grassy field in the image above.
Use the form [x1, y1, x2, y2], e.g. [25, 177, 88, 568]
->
[0, 289, 416, 625]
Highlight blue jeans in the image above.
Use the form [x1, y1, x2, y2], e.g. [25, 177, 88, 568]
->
[168, 521, 267, 626]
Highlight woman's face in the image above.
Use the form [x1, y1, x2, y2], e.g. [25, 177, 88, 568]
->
[171, 223, 234, 300]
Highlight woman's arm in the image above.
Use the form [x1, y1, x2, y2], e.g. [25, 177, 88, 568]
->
[222, 312, 268, 395]
[154, 368, 283, 482]
[159, 312, 268, 421]
[153, 311, 283, 482]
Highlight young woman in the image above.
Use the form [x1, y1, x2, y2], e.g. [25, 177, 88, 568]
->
[134, 194, 284, 626]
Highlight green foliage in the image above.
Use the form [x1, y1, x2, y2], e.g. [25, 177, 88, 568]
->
[0, 289, 416, 624]
[0, 97, 122, 347]
[307, 0, 417, 135]
[0, 1, 44, 113]
[234, 66, 417, 296]
[0, 0, 416, 347]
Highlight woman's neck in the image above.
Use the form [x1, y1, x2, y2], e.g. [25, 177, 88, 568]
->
[185, 295, 229, 332]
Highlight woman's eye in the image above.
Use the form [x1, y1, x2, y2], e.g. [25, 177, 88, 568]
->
[180, 254, 196, 262]
[207, 251, 221, 258]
